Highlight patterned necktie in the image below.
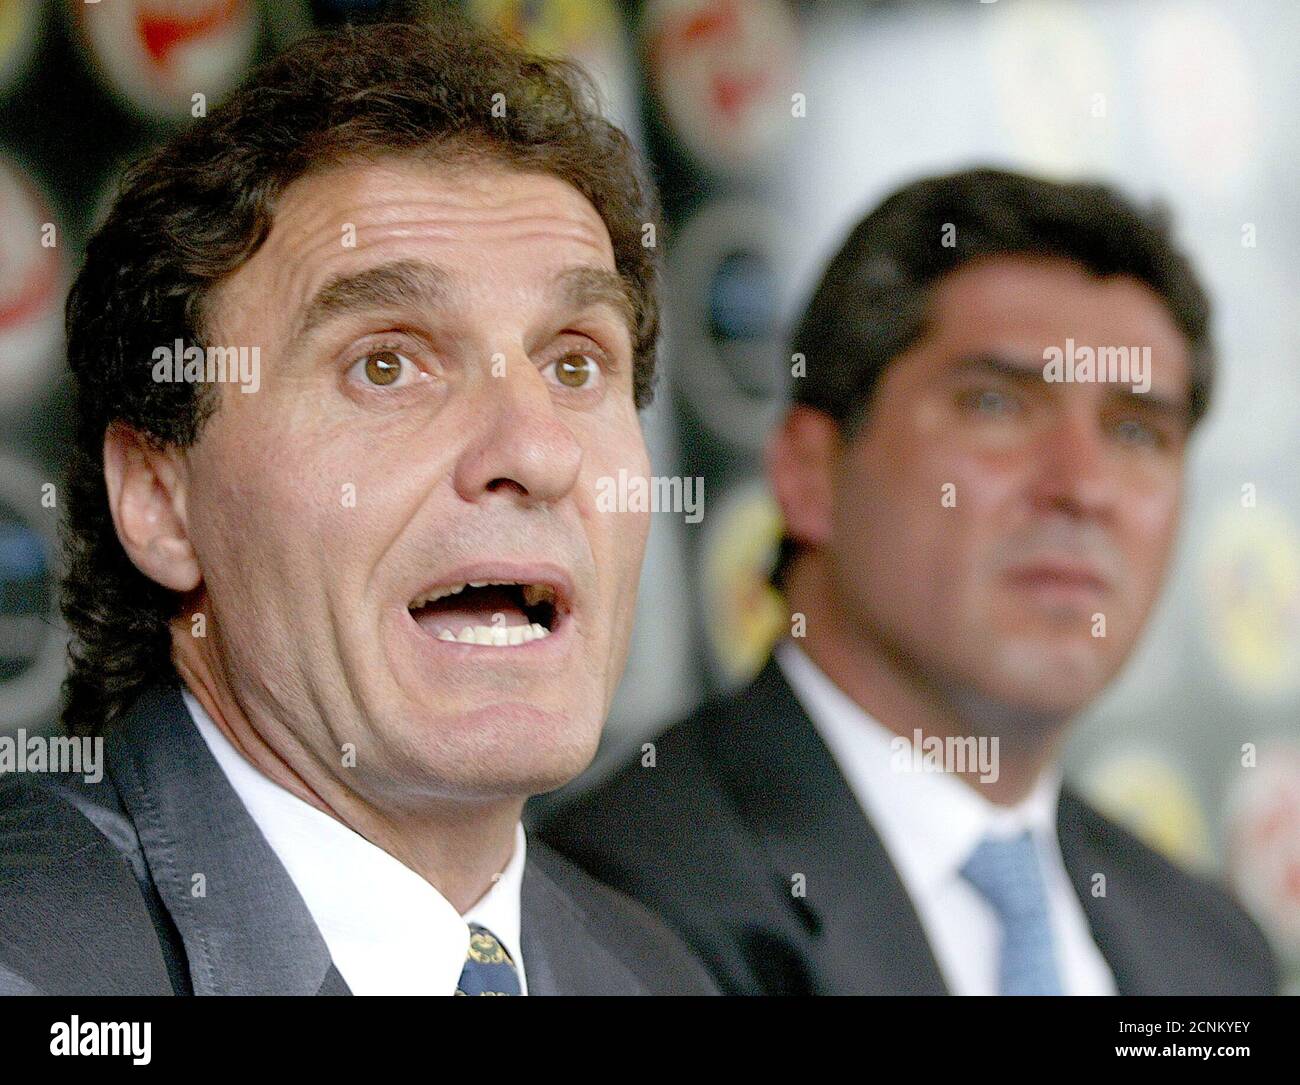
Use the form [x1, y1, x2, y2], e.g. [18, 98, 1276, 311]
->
[959, 830, 1064, 995]
[456, 923, 522, 996]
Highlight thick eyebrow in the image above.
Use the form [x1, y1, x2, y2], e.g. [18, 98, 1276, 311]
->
[1107, 385, 1192, 424]
[953, 352, 1192, 424]
[294, 260, 637, 343]
[954, 352, 1051, 387]
[296, 260, 450, 340]
[551, 265, 638, 341]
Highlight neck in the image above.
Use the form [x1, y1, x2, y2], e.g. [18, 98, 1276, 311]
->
[170, 611, 518, 913]
[785, 563, 1071, 806]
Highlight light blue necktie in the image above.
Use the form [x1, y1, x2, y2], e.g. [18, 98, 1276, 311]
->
[959, 830, 1064, 995]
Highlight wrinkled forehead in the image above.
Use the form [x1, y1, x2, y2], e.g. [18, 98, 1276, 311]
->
[203, 154, 622, 341]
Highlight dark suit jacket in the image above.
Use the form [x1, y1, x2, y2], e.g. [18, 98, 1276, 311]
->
[540, 657, 1280, 995]
[0, 679, 717, 996]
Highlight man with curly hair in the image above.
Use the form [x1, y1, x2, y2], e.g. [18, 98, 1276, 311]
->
[0, 15, 714, 997]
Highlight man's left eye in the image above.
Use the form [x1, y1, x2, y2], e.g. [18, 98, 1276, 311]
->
[544, 353, 600, 390]
[347, 348, 418, 388]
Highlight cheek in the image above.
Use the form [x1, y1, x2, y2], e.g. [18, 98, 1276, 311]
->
[1120, 486, 1182, 580]
[584, 417, 650, 572]
[843, 433, 1021, 574]
[945, 451, 1028, 549]
[188, 403, 359, 592]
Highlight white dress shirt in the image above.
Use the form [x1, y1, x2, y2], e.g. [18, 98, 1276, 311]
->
[181, 689, 528, 995]
[773, 641, 1116, 995]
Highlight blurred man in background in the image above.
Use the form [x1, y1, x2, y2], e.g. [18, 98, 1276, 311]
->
[543, 168, 1279, 995]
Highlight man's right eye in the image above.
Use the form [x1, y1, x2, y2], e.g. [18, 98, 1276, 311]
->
[958, 387, 1021, 417]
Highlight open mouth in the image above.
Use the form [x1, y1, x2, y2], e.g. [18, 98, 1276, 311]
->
[407, 579, 563, 647]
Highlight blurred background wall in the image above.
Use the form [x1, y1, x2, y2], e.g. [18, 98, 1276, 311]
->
[0, 0, 1295, 987]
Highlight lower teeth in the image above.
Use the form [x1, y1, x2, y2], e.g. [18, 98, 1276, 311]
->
[432, 622, 550, 646]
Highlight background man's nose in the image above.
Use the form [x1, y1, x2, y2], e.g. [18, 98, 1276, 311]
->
[1027, 407, 1119, 523]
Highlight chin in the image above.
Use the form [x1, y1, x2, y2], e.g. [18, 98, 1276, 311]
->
[1002, 685, 1098, 721]
[981, 637, 1115, 716]
[390, 699, 603, 797]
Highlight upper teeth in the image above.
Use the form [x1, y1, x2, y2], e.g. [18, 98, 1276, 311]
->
[408, 581, 558, 609]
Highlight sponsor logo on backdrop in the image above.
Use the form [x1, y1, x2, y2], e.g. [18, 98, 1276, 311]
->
[0, 453, 65, 733]
[0, 157, 64, 413]
[467, 0, 642, 141]
[668, 198, 786, 453]
[700, 477, 785, 689]
[985, 0, 1114, 175]
[0, 0, 41, 96]
[643, 0, 798, 177]
[75, 0, 258, 121]
[1199, 504, 1300, 700]
[1080, 747, 1212, 871]
[1137, 4, 1258, 199]
[1226, 742, 1300, 963]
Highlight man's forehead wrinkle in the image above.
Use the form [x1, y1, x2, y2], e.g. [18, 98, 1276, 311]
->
[243, 153, 611, 267]
[277, 168, 612, 242]
[274, 215, 615, 337]
[335, 206, 613, 252]
[227, 167, 623, 359]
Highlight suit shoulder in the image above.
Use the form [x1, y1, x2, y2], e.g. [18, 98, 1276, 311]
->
[1062, 788, 1280, 992]
[0, 772, 172, 994]
[0, 770, 120, 869]
[526, 838, 718, 994]
[542, 705, 731, 844]
[599, 708, 719, 796]
[538, 707, 759, 900]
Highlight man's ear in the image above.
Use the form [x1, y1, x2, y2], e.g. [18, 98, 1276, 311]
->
[765, 406, 840, 549]
[102, 421, 201, 593]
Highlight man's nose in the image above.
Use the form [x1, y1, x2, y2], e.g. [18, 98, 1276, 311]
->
[1027, 405, 1119, 522]
[451, 349, 583, 506]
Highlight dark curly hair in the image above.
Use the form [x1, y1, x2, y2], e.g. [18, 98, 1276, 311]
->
[61, 16, 663, 736]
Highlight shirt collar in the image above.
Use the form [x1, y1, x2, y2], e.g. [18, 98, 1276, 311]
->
[181, 688, 527, 994]
[772, 640, 1062, 892]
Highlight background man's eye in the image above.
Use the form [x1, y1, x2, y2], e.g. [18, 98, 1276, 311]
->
[1114, 417, 1160, 448]
[961, 388, 1019, 416]
[350, 349, 413, 387]
[548, 353, 598, 389]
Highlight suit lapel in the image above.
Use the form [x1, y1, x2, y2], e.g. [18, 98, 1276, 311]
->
[317, 962, 352, 995]
[519, 857, 649, 995]
[106, 680, 349, 995]
[1057, 787, 1176, 995]
[710, 659, 949, 994]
